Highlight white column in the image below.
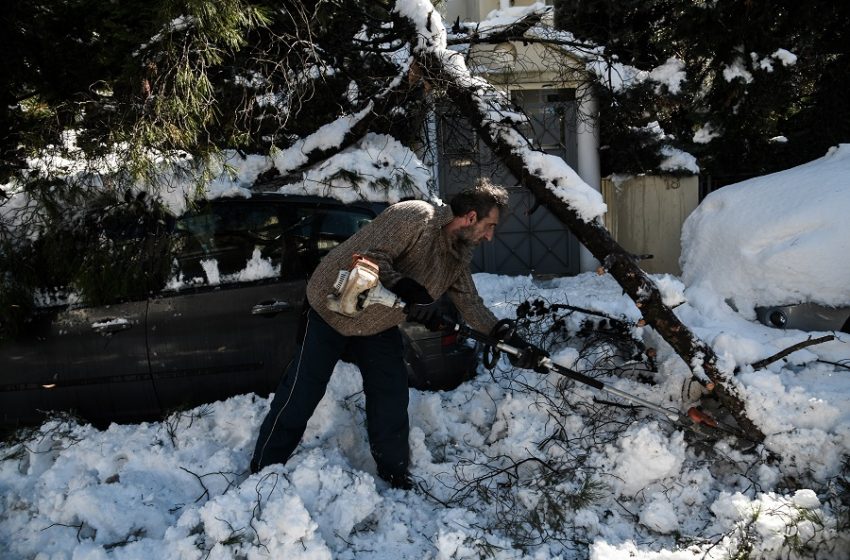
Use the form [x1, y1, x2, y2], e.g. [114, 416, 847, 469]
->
[576, 83, 602, 273]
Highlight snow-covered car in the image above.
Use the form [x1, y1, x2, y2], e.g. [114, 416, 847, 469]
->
[681, 145, 850, 334]
[0, 194, 478, 429]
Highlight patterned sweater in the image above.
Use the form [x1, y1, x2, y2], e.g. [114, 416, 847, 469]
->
[306, 200, 498, 336]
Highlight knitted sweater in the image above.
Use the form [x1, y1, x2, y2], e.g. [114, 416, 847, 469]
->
[306, 200, 498, 336]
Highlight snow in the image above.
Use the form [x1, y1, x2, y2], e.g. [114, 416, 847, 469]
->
[723, 57, 754, 83]
[773, 48, 798, 67]
[693, 123, 720, 144]
[3, 1, 850, 557]
[634, 121, 700, 174]
[648, 57, 687, 95]
[681, 144, 850, 314]
[274, 133, 437, 205]
[479, 2, 549, 33]
[0, 135, 437, 237]
[172, 249, 281, 289]
[272, 105, 376, 176]
[659, 145, 700, 174]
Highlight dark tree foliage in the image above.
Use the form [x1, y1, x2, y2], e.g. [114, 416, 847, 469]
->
[0, 0, 428, 335]
[554, 0, 850, 181]
[0, 0, 423, 183]
[0, 0, 161, 182]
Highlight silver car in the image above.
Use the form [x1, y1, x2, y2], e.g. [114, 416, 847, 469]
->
[756, 303, 850, 333]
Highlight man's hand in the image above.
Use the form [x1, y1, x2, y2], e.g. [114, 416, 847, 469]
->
[406, 301, 444, 331]
[389, 277, 433, 305]
[491, 320, 549, 372]
[389, 278, 444, 330]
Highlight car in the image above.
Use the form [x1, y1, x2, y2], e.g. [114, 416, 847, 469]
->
[755, 303, 850, 333]
[0, 193, 479, 430]
[680, 145, 850, 336]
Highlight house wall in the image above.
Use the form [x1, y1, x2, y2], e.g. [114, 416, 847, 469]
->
[601, 175, 700, 275]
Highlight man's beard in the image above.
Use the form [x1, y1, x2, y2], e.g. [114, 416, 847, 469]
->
[452, 225, 479, 251]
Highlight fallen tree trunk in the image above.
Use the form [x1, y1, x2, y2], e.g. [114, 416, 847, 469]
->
[416, 49, 764, 441]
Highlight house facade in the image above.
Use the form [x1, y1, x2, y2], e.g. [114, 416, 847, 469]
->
[432, 0, 698, 276]
[431, 0, 599, 275]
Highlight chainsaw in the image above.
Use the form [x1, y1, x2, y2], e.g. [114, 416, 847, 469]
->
[326, 255, 405, 316]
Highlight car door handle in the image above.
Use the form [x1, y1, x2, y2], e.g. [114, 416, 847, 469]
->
[91, 319, 133, 333]
[251, 300, 292, 315]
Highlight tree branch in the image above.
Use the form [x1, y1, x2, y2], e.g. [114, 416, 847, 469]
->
[749, 335, 836, 371]
[252, 62, 416, 190]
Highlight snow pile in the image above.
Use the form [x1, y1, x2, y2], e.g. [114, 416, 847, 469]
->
[3, 270, 849, 559]
[1, 131, 435, 234]
[681, 144, 850, 314]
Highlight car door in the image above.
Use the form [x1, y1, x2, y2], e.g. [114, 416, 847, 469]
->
[0, 295, 157, 428]
[146, 200, 308, 411]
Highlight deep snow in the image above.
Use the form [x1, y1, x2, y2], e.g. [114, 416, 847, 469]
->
[1, 261, 849, 559]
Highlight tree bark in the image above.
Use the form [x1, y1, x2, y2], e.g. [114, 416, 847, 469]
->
[417, 51, 765, 441]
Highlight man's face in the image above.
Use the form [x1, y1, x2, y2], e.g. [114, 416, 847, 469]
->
[455, 207, 500, 247]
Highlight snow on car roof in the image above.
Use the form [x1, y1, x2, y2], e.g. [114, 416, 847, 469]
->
[680, 144, 850, 315]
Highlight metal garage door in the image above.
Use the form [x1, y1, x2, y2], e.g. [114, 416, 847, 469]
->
[437, 89, 581, 276]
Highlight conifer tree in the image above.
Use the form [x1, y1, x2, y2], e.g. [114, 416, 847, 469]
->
[553, 0, 850, 181]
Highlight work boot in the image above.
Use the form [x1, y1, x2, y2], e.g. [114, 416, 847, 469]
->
[378, 469, 414, 490]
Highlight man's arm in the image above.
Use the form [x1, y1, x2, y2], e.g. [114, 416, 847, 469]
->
[447, 269, 498, 334]
[356, 202, 430, 290]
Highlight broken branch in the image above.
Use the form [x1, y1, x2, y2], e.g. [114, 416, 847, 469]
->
[749, 335, 836, 371]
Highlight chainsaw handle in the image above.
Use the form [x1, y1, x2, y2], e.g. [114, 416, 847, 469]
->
[482, 318, 517, 369]
[449, 321, 606, 390]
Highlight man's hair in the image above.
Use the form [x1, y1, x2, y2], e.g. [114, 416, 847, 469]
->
[449, 178, 509, 219]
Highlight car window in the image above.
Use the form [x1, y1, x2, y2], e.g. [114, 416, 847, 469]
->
[286, 206, 373, 271]
[173, 203, 292, 284]
[170, 201, 375, 287]
[25, 198, 175, 308]
[310, 208, 373, 252]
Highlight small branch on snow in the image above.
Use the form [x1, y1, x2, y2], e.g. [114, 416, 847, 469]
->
[817, 358, 850, 371]
[748, 335, 836, 371]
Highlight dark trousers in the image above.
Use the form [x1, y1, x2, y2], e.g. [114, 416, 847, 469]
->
[250, 308, 410, 478]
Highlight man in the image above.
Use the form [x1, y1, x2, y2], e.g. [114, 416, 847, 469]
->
[250, 179, 545, 487]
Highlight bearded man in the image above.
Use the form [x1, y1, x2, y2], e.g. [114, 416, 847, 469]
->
[250, 179, 544, 488]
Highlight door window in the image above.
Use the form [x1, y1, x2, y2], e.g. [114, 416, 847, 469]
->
[170, 201, 375, 287]
[173, 203, 289, 285]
